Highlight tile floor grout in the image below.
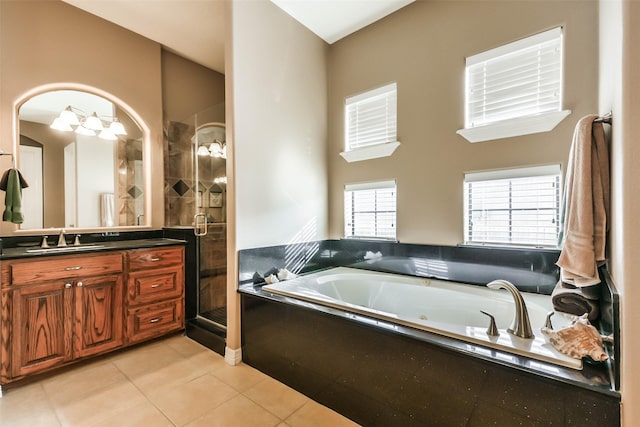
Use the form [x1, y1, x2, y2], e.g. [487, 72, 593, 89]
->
[0, 333, 360, 427]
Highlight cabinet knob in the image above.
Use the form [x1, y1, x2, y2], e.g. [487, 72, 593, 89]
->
[150, 283, 163, 288]
[150, 257, 161, 262]
[77, 282, 84, 287]
[150, 317, 162, 323]
[64, 266, 82, 271]
[65, 283, 72, 289]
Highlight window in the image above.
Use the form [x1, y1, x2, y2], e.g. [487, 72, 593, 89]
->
[457, 27, 570, 142]
[345, 181, 397, 240]
[464, 165, 561, 247]
[341, 83, 400, 162]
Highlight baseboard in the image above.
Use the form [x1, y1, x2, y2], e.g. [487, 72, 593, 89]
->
[224, 346, 242, 365]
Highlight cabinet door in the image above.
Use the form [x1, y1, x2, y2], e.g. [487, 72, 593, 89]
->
[73, 274, 124, 358]
[11, 282, 73, 378]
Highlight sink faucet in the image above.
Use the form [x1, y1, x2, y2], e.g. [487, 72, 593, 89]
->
[486, 279, 533, 339]
[57, 229, 67, 247]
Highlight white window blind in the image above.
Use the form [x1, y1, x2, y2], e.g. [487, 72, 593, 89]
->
[345, 180, 397, 240]
[464, 165, 561, 247]
[465, 27, 563, 128]
[345, 83, 397, 151]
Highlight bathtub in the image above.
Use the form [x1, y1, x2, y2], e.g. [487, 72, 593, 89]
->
[262, 267, 583, 370]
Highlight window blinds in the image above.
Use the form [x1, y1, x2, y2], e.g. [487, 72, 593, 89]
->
[345, 83, 397, 151]
[464, 165, 561, 247]
[465, 27, 563, 128]
[345, 181, 397, 239]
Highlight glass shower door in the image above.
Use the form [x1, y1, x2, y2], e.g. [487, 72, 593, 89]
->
[193, 121, 227, 330]
[165, 105, 227, 333]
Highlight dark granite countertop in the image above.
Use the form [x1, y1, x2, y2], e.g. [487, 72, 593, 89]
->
[239, 282, 619, 399]
[0, 238, 186, 260]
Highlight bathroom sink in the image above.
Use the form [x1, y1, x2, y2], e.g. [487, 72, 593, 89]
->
[26, 244, 105, 253]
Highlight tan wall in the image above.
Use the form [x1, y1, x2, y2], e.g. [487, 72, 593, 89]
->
[230, 0, 328, 250]
[161, 50, 225, 123]
[225, 0, 328, 353]
[0, 0, 164, 234]
[601, 0, 640, 424]
[327, 0, 598, 245]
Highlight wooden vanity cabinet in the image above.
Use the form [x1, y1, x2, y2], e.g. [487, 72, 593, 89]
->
[125, 246, 185, 344]
[1, 252, 124, 380]
[0, 244, 185, 384]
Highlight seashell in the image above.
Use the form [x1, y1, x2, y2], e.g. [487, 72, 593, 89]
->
[277, 268, 297, 281]
[541, 313, 608, 361]
[264, 274, 280, 285]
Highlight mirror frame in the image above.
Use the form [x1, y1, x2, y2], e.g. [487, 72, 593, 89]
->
[13, 83, 152, 235]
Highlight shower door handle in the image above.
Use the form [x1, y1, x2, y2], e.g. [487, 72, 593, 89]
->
[194, 213, 207, 236]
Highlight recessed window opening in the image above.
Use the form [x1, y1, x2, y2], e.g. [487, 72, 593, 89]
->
[344, 180, 397, 240]
[464, 27, 563, 128]
[345, 83, 397, 151]
[464, 165, 561, 248]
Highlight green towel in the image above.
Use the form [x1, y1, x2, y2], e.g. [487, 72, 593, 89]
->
[3, 169, 24, 224]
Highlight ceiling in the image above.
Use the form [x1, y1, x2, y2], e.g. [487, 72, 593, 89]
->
[61, 0, 415, 74]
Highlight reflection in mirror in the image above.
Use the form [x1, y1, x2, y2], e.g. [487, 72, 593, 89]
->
[193, 123, 226, 224]
[18, 89, 144, 230]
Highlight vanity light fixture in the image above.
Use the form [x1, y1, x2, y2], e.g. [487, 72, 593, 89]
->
[59, 106, 81, 125]
[98, 129, 118, 140]
[50, 105, 127, 139]
[83, 113, 104, 131]
[196, 140, 227, 158]
[196, 145, 211, 156]
[50, 117, 73, 132]
[108, 118, 127, 135]
[209, 140, 227, 159]
[74, 125, 95, 136]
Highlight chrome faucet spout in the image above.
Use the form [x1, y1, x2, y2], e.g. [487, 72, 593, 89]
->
[486, 279, 533, 339]
[57, 229, 67, 247]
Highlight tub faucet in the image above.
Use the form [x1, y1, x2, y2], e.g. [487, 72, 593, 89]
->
[486, 279, 533, 339]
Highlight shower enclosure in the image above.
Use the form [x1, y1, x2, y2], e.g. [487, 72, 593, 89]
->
[164, 104, 227, 352]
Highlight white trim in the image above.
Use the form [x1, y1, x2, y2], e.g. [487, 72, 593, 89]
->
[345, 179, 396, 192]
[346, 82, 397, 105]
[466, 27, 562, 66]
[224, 346, 242, 365]
[465, 164, 561, 182]
[457, 110, 571, 143]
[340, 141, 400, 162]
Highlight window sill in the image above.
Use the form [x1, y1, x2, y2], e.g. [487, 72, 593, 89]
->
[340, 141, 400, 163]
[456, 110, 571, 143]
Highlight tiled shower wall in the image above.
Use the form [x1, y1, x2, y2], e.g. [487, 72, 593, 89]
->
[117, 138, 144, 226]
[164, 121, 227, 227]
[164, 120, 197, 227]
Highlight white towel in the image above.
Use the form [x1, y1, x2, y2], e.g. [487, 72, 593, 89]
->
[556, 115, 610, 287]
[100, 192, 115, 227]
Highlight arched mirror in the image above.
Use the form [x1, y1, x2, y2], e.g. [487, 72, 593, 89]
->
[17, 89, 145, 230]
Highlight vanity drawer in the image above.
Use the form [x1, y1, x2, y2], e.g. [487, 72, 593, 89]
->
[127, 266, 183, 305]
[128, 247, 183, 271]
[126, 299, 184, 343]
[10, 253, 123, 285]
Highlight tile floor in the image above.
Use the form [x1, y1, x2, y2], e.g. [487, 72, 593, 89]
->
[0, 334, 360, 427]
